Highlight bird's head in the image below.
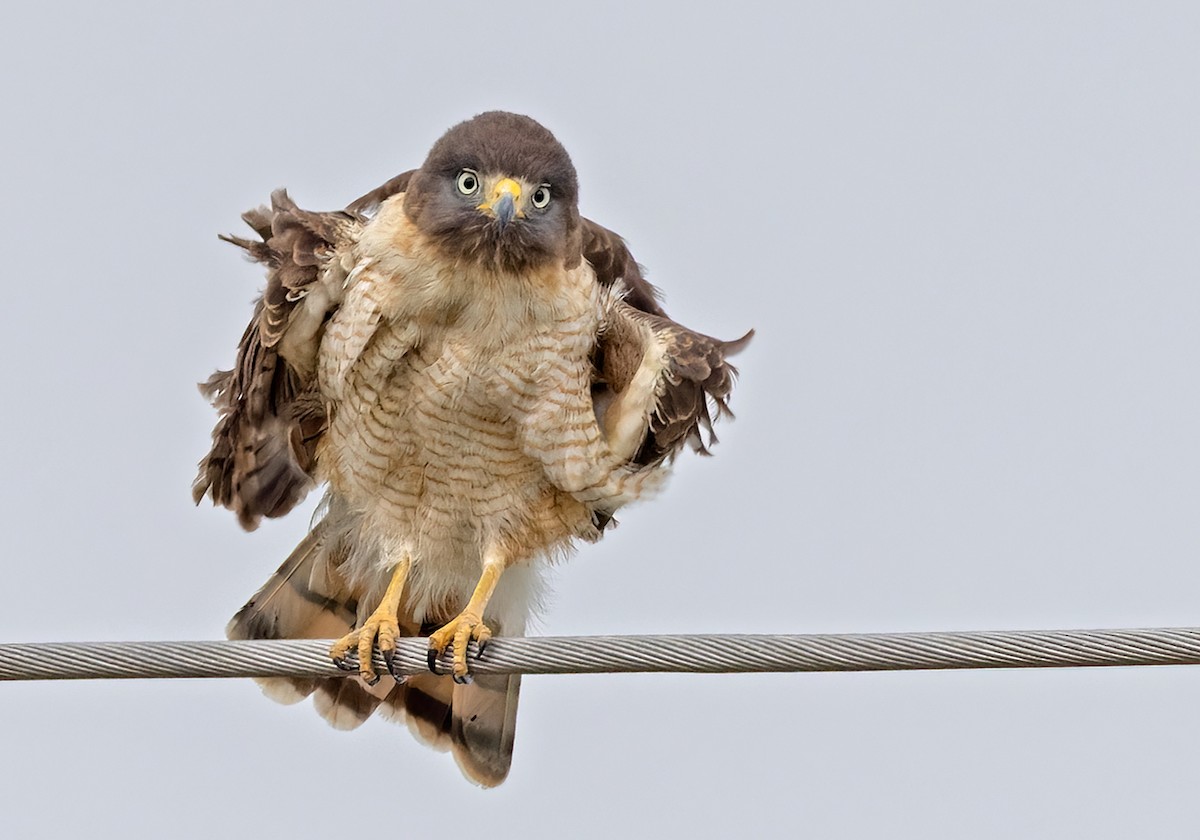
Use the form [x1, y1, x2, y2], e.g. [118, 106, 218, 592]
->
[403, 111, 582, 274]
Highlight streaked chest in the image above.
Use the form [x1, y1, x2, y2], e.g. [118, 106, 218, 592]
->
[315, 238, 603, 498]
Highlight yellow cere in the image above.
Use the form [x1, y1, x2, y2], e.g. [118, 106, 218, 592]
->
[478, 177, 524, 215]
[493, 178, 522, 200]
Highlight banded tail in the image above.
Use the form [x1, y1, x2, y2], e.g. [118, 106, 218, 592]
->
[227, 523, 520, 786]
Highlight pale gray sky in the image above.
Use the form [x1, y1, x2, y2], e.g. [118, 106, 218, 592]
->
[2, 2, 1199, 838]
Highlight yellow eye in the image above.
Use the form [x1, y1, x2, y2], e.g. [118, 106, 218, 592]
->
[531, 185, 551, 209]
[456, 170, 480, 195]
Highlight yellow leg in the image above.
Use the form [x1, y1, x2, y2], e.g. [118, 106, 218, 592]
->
[329, 553, 411, 685]
[427, 555, 505, 682]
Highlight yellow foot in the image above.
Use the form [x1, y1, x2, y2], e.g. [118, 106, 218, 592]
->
[427, 612, 493, 683]
[330, 611, 401, 686]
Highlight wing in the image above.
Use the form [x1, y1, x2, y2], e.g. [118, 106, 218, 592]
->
[193, 190, 367, 530]
[580, 219, 666, 316]
[581, 220, 752, 463]
[345, 170, 414, 216]
[595, 293, 752, 468]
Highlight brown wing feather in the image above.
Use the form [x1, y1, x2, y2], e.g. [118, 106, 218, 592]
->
[644, 315, 753, 462]
[602, 298, 752, 467]
[580, 219, 665, 316]
[346, 169, 414, 216]
[194, 190, 357, 529]
[582, 222, 750, 465]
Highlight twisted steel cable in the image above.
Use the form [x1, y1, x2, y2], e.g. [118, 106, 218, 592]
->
[2, 628, 1200, 681]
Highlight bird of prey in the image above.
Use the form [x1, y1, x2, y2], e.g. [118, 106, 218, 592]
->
[195, 111, 749, 786]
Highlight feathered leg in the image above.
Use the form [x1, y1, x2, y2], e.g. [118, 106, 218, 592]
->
[330, 553, 412, 684]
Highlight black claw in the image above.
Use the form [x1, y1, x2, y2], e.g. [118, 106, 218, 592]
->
[452, 673, 472, 685]
[364, 672, 381, 687]
[477, 639, 489, 658]
[427, 648, 440, 674]
[332, 657, 355, 672]
[384, 648, 402, 681]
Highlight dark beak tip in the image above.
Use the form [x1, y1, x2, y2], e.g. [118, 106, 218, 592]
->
[494, 194, 516, 230]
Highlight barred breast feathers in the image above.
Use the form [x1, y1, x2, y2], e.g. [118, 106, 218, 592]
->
[317, 197, 668, 541]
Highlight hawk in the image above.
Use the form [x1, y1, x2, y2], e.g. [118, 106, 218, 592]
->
[195, 111, 750, 786]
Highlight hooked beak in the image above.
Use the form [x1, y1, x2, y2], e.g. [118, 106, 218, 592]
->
[479, 178, 521, 232]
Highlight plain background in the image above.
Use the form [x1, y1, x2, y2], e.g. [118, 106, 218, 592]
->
[2, 3, 1198, 838]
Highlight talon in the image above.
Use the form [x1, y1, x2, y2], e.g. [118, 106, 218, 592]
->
[384, 648, 406, 683]
[474, 624, 492, 657]
[328, 554, 412, 684]
[329, 611, 402, 685]
[329, 631, 360, 671]
[422, 558, 504, 680]
[426, 610, 492, 680]
[453, 673, 472, 685]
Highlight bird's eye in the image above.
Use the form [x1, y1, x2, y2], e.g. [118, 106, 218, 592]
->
[456, 170, 480, 195]
[531, 185, 552, 209]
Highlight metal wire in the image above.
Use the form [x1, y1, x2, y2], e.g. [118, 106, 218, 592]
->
[3, 627, 1200, 681]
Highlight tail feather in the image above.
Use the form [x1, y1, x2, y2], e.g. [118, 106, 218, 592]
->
[384, 672, 454, 750]
[313, 679, 395, 731]
[226, 522, 386, 725]
[449, 674, 521, 786]
[230, 523, 522, 783]
[379, 671, 521, 786]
